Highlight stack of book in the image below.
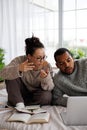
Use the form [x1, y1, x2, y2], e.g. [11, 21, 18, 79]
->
[7, 105, 50, 124]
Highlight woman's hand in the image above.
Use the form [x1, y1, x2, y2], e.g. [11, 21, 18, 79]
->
[19, 59, 35, 72]
[40, 68, 49, 78]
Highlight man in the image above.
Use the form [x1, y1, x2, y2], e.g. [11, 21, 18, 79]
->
[52, 48, 87, 107]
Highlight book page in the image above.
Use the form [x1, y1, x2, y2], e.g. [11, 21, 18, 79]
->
[25, 105, 40, 110]
[15, 107, 47, 114]
[8, 112, 31, 123]
[28, 112, 50, 124]
[15, 107, 33, 114]
[33, 108, 47, 114]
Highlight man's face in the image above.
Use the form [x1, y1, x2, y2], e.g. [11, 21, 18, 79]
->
[55, 52, 75, 74]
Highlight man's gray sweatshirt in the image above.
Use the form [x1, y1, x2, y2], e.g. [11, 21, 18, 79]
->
[52, 58, 87, 107]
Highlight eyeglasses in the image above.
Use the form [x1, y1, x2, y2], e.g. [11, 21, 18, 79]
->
[33, 55, 47, 62]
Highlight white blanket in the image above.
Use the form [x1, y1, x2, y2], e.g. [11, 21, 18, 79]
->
[0, 89, 87, 130]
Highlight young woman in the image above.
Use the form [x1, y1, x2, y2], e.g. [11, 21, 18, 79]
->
[0, 36, 54, 108]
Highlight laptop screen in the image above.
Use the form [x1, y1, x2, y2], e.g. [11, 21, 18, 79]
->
[61, 96, 87, 125]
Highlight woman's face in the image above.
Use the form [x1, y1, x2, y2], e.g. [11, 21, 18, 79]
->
[28, 48, 46, 70]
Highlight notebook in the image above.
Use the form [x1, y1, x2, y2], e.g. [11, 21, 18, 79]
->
[61, 96, 87, 125]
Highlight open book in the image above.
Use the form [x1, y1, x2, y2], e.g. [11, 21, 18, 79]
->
[7, 111, 50, 124]
[15, 106, 47, 114]
[25, 105, 40, 110]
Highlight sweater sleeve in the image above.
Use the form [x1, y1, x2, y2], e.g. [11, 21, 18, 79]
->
[51, 85, 68, 107]
[0, 57, 23, 80]
[40, 72, 54, 91]
[40, 63, 54, 91]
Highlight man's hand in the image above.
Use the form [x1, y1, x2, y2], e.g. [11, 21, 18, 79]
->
[19, 59, 35, 72]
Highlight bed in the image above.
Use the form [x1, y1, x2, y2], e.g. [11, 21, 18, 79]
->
[0, 83, 87, 130]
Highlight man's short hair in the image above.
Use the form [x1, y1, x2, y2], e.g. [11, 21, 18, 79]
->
[54, 48, 73, 62]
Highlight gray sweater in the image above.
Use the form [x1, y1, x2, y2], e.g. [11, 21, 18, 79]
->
[0, 55, 54, 91]
[52, 58, 87, 107]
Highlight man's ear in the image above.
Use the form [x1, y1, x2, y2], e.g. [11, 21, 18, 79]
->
[55, 62, 59, 68]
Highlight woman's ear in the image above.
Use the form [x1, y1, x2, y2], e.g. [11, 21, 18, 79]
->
[27, 54, 31, 61]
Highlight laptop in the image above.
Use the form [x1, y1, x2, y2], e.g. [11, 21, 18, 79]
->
[61, 96, 87, 125]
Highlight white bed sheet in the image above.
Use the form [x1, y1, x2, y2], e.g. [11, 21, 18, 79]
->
[0, 89, 87, 130]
